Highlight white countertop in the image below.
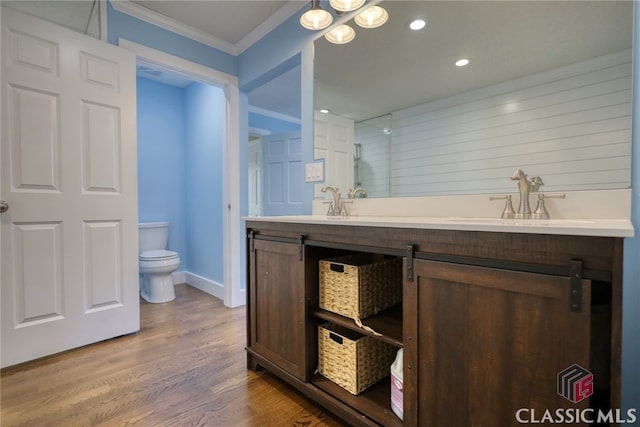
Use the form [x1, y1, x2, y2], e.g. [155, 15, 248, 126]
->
[245, 215, 634, 238]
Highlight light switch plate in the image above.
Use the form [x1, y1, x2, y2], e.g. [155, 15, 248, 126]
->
[305, 161, 324, 182]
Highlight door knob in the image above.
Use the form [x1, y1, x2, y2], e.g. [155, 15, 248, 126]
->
[0, 200, 8, 213]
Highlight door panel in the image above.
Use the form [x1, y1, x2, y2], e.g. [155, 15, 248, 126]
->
[11, 222, 64, 326]
[404, 259, 592, 426]
[82, 102, 121, 193]
[249, 239, 306, 380]
[1, 7, 139, 367]
[9, 86, 61, 191]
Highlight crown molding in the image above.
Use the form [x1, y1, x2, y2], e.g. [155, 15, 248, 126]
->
[110, 0, 238, 55]
[110, 1, 306, 57]
[236, 1, 307, 54]
[248, 105, 301, 125]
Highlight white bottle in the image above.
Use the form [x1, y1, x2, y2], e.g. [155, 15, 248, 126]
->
[390, 348, 403, 420]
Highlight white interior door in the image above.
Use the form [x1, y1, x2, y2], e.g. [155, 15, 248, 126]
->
[313, 111, 354, 199]
[1, 7, 139, 368]
[262, 131, 304, 216]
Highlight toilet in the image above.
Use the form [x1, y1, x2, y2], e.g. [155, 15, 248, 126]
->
[138, 222, 180, 303]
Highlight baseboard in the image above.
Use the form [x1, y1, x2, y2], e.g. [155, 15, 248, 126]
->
[170, 270, 245, 306]
[183, 272, 225, 301]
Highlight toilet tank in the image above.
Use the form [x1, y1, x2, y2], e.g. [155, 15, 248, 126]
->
[138, 222, 169, 253]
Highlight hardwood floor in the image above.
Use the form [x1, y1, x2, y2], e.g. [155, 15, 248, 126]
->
[1, 284, 346, 427]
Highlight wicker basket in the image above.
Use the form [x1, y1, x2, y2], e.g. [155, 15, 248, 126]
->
[318, 323, 398, 395]
[319, 254, 402, 320]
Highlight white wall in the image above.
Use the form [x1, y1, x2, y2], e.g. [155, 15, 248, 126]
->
[391, 50, 632, 196]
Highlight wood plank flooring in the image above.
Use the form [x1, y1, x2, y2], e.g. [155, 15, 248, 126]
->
[1, 284, 346, 427]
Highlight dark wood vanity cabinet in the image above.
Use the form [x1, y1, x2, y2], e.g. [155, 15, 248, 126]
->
[245, 220, 623, 427]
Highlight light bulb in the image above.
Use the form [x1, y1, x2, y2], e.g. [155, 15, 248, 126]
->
[325, 24, 356, 45]
[354, 5, 388, 29]
[329, 0, 365, 12]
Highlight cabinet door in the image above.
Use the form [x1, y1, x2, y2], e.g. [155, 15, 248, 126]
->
[404, 259, 591, 426]
[249, 239, 306, 380]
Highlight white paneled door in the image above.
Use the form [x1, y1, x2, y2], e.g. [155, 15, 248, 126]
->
[313, 111, 354, 199]
[262, 131, 304, 216]
[0, 8, 139, 368]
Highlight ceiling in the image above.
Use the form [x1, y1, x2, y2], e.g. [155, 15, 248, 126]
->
[4, 1, 633, 124]
[130, 0, 633, 124]
[131, 1, 291, 46]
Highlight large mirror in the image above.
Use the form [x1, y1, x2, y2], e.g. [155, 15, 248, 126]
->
[314, 1, 633, 198]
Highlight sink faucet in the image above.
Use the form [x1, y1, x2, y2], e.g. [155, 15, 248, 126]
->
[510, 169, 533, 218]
[348, 187, 367, 199]
[321, 185, 342, 216]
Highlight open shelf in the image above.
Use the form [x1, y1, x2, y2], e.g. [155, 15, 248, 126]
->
[312, 374, 403, 427]
[313, 304, 403, 347]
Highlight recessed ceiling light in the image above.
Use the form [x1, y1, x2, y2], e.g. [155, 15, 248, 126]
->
[409, 19, 426, 31]
[455, 59, 470, 67]
[320, 109, 330, 114]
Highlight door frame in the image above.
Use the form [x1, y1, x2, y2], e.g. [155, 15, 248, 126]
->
[118, 39, 244, 308]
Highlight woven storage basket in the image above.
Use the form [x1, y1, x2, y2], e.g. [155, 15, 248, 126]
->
[319, 254, 402, 320]
[318, 323, 398, 395]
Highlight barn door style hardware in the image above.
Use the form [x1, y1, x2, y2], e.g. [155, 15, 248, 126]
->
[406, 244, 415, 282]
[569, 259, 583, 312]
[298, 235, 304, 261]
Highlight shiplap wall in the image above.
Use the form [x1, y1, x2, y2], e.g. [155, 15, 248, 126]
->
[354, 115, 391, 198]
[390, 50, 632, 197]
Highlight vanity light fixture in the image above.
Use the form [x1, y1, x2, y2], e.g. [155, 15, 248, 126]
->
[301, 0, 389, 44]
[456, 58, 470, 67]
[354, 5, 388, 29]
[300, 0, 333, 30]
[325, 24, 356, 44]
[409, 18, 426, 31]
[320, 109, 330, 113]
[329, 0, 365, 13]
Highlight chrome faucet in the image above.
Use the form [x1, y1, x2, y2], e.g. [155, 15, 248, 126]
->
[348, 187, 367, 199]
[321, 185, 343, 216]
[510, 169, 542, 218]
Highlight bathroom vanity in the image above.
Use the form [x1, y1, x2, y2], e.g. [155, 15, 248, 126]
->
[245, 215, 631, 426]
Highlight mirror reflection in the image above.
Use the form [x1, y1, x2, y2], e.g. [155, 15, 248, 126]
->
[314, 1, 633, 198]
[248, 65, 303, 216]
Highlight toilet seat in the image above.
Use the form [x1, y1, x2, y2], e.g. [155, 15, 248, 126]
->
[139, 249, 178, 261]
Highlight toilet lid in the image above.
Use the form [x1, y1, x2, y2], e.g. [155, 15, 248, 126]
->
[139, 250, 178, 261]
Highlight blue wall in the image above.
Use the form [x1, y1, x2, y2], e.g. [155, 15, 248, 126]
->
[137, 77, 226, 284]
[184, 83, 226, 284]
[249, 111, 300, 134]
[110, 2, 229, 286]
[622, 4, 640, 414]
[137, 77, 186, 265]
